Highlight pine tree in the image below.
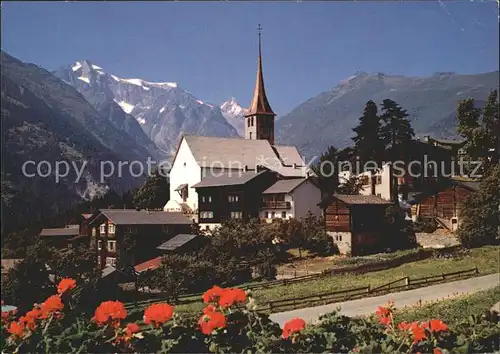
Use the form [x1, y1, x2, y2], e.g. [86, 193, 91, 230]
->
[311, 146, 340, 198]
[380, 99, 415, 203]
[457, 90, 499, 173]
[352, 100, 385, 167]
[132, 169, 170, 210]
[352, 100, 385, 194]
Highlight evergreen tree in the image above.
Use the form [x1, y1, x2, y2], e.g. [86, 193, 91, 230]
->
[311, 146, 340, 198]
[352, 100, 385, 168]
[352, 100, 385, 194]
[457, 90, 499, 173]
[457, 165, 500, 248]
[132, 168, 170, 210]
[380, 99, 415, 203]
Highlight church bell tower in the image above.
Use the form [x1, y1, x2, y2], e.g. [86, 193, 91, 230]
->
[245, 24, 276, 145]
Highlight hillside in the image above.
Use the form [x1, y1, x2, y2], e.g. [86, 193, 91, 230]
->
[276, 71, 499, 159]
[1, 52, 150, 233]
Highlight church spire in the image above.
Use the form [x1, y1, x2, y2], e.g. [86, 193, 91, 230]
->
[245, 24, 276, 117]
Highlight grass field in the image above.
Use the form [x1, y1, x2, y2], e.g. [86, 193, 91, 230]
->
[126, 245, 499, 318]
[392, 285, 500, 327]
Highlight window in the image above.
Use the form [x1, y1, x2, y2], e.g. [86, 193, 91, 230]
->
[100, 224, 105, 234]
[92, 228, 96, 237]
[107, 240, 116, 252]
[247, 118, 250, 127]
[266, 211, 270, 219]
[231, 211, 243, 219]
[200, 211, 214, 219]
[249, 132, 252, 139]
[201, 196, 205, 203]
[271, 211, 275, 218]
[334, 235, 343, 242]
[376, 176, 382, 185]
[281, 211, 286, 218]
[105, 257, 117, 267]
[108, 223, 115, 234]
[208, 196, 212, 202]
[251, 117, 254, 126]
[228, 195, 239, 203]
[97, 240, 102, 250]
[202, 195, 212, 203]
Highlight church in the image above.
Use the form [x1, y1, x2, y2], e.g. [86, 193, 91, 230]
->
[164, 28, 320, 228]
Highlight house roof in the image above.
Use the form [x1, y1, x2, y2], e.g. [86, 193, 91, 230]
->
[192, 170, 268, 188]
[174, 183, 187, 191]
[333, 194, 393, 206]
[182, 135, 306, 177]
[40, 227, 80, 237]
[262, 178, 309, 194]
[92, 209, 192, 226]
[134, 256, 162, 273]
[157, 234, 199, 251]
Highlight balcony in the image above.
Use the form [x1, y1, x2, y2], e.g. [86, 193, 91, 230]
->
[261, 201, 291, 209]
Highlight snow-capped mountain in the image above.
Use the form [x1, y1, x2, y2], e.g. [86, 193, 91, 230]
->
[56, 60, 239, 160]
[220, 97, 247, 136]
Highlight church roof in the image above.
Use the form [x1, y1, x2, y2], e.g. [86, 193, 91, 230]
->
[182, 135, 307, 177]
[245, 30, 275, 117]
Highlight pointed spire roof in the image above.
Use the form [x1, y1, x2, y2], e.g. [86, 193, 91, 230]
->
[245, 25, 276, 117]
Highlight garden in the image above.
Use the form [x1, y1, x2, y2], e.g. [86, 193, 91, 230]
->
[2, 278, 499, 353]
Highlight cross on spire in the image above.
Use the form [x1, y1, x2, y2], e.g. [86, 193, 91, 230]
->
[257, 24, 263, 36]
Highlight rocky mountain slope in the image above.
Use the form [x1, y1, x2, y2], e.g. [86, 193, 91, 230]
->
[276, 71, 499, 159]
[220, 97, 247, 136]
[1, 52, 150, 233]
[55, 61, 239, 159]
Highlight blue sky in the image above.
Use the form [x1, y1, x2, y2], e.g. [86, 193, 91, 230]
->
[2, 1, 498, 115]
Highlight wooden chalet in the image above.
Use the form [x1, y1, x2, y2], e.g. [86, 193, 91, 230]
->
[409, 178, 480, 231]
[38, 213, 94, 249]
[192, 169, 279, 230]
[88, 209, 193, 270]
[319, 194, 393, 256]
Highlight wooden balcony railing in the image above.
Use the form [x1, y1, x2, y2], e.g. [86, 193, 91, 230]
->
[261, 201, 291, 209]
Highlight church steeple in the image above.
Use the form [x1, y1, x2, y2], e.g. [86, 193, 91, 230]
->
[245, 24, 276, 145]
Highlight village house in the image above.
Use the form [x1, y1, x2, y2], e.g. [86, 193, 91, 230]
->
[409, 177, 480, 231]
[166, 30, 311, 219]
[38, 213, 93, 249]
[261, 177, 322, 222]
[319, 194, 393, 255]
[338, 137, 465, 202]
[134, 233, 205, 273]
[193, 169, 279, 230]
[88, 209, 192, 270]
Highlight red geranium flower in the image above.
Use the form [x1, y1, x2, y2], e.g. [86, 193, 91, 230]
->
[218, 288, 247, 308]
[202, 286, 225, 304]
[376, 306, 390, 317]
[199, 308, 226, 335]
[40, 295, 64, 318]
[93, 301, 127, 327]
[143, 303, 174, 327]
[126, 322, 140, 335]
[429, 319, 449, 333]
[379, 316, 391, 326]
[57, 278, 76, 294]
[7, 321, 25, 337]
[203, 305, 216, 314]
[282, 318, 306, 339]
[397, 321, 411, 331]
[411, 322, 427, 343]
[434, 348, 443, 354]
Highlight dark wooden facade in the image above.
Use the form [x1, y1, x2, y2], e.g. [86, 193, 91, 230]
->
[415, 183, 476, 220]
[89, 216, 192, 270]
[196, 171, 278, 225]
[323, 196, 392, 256]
